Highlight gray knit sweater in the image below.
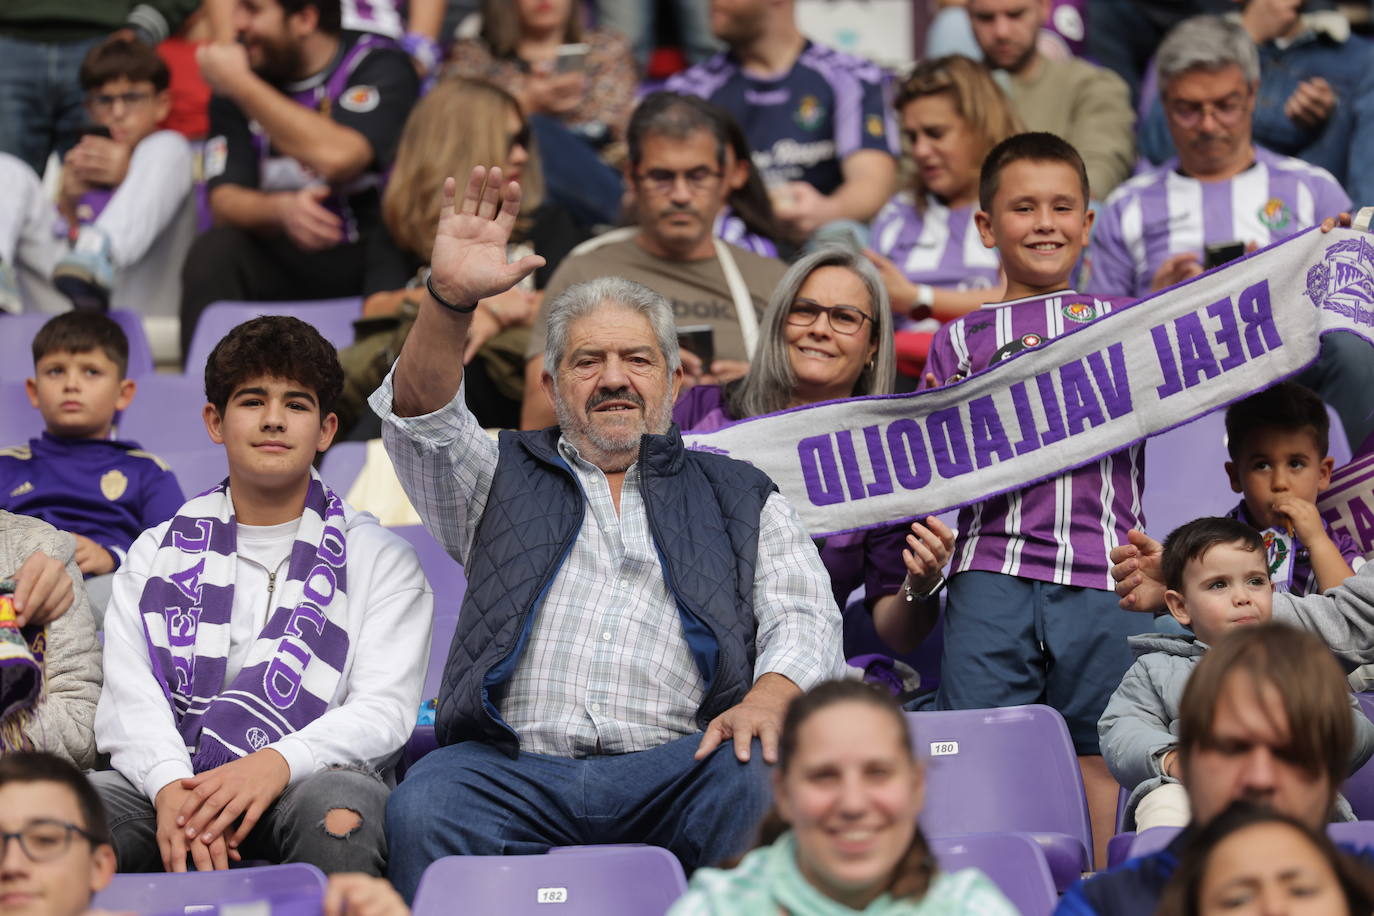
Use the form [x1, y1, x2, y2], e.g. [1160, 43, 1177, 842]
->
[1, 511, 100, 768]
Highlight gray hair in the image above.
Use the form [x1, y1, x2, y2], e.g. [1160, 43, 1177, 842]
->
[544, 276, 682, 375]
[1156, 15, 1260, 90]
[729, 246, 896, 419]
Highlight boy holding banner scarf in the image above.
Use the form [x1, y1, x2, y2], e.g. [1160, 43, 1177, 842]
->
[90, 317, 433, 876]
[920, 132, 1145, 863]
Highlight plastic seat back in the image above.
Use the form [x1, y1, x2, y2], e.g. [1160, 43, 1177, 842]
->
[184, 298, 360, 376]
[909, 705, 1092, 885]
[92, 863, 326, 914]
[929, 833, 1057, 916]
[412, 847, 686, 915]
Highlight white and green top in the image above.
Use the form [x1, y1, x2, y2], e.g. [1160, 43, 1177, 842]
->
[667, 832, 1020, 916]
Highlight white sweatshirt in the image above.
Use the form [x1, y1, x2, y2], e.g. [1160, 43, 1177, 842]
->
[95, 504, 433, 802]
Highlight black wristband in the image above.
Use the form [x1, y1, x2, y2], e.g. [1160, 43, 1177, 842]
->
[426, 273, 478, 314]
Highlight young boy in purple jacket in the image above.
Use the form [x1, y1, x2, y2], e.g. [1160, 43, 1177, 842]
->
[920, 132, 1145, 862]
[0, 312, 183, 622]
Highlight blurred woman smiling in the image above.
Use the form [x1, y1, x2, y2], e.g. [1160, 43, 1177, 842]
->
[669, 680, 1016, 915]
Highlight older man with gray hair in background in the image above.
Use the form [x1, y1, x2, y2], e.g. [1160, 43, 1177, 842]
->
[369, 166, 844, 903]
[1087, 14, 1374, 451]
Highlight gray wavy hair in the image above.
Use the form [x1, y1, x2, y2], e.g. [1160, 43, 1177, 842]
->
[544, 276, 683, 375]
[728, 246, 896, 419]
[1156, 15, 1260, 90]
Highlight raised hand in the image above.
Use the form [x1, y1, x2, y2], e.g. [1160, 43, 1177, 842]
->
[428, 167, 546, 310]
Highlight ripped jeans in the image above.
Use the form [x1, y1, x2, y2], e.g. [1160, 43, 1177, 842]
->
[90, 766, 389, 875]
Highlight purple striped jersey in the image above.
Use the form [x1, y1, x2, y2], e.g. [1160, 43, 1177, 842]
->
[343, 0, 403, 38]
[923, 290, 1145, 590]
[872, 192, 1001, 292]
[1089, 147, 1351, 297]
[667, 41, 898, 195]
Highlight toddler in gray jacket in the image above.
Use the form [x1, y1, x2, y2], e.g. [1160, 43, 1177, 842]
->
[1099, 516, 1374, 830]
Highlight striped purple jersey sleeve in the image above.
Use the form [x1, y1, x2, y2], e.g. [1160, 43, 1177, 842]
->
[799, 44, 899, 160]
[1089, 148, 1352, 299]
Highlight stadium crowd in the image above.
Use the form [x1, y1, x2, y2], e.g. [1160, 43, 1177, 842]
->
[3, 0, 1374, 913]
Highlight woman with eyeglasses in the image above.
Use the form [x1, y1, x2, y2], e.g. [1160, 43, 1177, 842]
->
[338, 77, 583, 434]
[446, 0, 637, 228]
[675, 249, 955, 658]
[864, 56, 1021, 376]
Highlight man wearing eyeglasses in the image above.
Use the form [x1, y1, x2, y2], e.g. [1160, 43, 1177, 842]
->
[0, 752, 114, 916]
[521, 92, 787, 430]
[1087, 14, 1374, 451]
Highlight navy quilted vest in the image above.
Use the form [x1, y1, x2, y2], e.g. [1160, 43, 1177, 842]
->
[435, 425, 778, 756]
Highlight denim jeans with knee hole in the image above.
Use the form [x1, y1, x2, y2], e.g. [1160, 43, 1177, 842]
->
[90, 765, 390, 875]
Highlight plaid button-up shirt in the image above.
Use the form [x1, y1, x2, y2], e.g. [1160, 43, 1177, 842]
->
[371, 375, 845, 757]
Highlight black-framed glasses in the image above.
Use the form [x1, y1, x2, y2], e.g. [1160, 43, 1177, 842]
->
[87, 90, 154, 113]
[634, 166, 723, 196]
[786, 301, 874, 336]
[0, 820, 101, 862]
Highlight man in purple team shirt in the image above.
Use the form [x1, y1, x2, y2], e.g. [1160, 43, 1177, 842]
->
[1088, 14, 1374, 450]
[667, 0, 899, 246]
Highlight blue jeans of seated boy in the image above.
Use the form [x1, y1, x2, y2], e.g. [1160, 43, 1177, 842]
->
[933, 571, 1142, 755]
[0, 34, 104, 175]
[385, 733, 772, 902]
[89, 766, 390, 875]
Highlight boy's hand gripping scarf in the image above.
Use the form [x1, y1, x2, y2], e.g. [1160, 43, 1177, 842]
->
[137, 472, 350, 772]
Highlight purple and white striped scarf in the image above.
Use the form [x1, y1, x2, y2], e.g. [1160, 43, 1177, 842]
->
[137, 472, 350, 772]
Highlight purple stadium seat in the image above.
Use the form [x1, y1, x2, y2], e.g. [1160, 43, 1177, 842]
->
[319, 440, 367, 494]
[1106, 831, 1136, 869]
[0, 311, 154, 379]
[909, 705, 1092, 891]
[183, 299, 361, 376]
[116, 374, 212, 459]
[388, 525, 465, 776]
[157, 445, 230, 498]
[0, 381, 39, 445]
[411, 847, 686, 916]
[929, 833, 1057, 916]
[110, 310, 156, 377]
[1125, 822, 1374, 867]
[1127, 825, 1182, 860]
[1344, 693, 1374, 818]
[92, 863, 327, 913]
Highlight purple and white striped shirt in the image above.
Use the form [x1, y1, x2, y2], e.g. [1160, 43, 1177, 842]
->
[923, 291, 1145, 590]
[872, 192, 1001, 292]
[1089, 147, 1351, 298]
[667, 41, 898, 195]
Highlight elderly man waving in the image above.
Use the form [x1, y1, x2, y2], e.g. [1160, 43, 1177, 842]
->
[369, 167, 845, 902]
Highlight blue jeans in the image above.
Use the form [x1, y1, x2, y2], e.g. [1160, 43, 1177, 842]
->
[0, 34, 104, 175]
[385, 733, 772, 902]
[933, 571, 1141, 755]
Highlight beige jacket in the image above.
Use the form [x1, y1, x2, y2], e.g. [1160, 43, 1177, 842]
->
[1, 511, 101, 768]
[1004, 54, 1137, 200]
